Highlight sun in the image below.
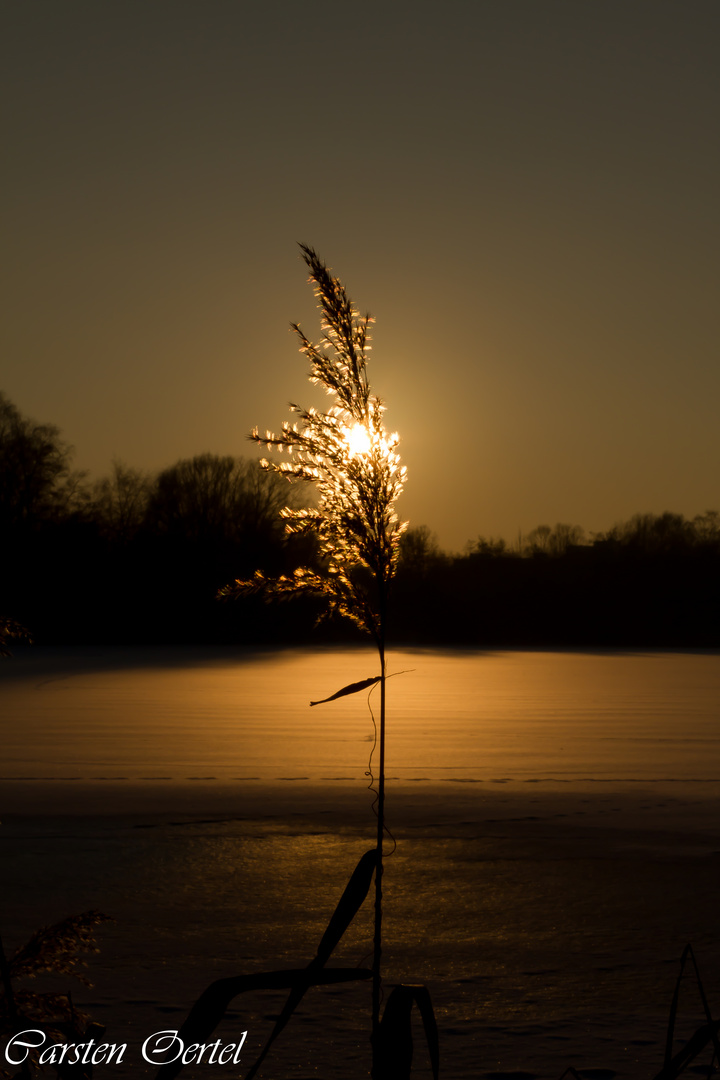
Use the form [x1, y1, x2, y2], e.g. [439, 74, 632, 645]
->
[344, 422, 372, 458]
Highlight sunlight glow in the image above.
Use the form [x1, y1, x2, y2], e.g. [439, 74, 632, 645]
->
[345, 422, 372, 458]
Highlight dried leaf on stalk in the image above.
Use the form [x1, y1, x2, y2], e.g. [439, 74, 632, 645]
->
[310, 675, 381, 706]
[154, 967, 372, 1080]
[375, 984, 439, 1080]
[243, 848, 377, 1080]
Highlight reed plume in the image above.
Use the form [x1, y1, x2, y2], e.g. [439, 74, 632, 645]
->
[221, 243, 407, 644]
[220, 246, 436, 1080]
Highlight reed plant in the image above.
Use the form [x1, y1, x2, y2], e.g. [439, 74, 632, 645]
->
[0, 910, 111, 1078]
[654, 944, 720, 1080]
[212, 246, 437, 1078]
[0, 615, 29, 657]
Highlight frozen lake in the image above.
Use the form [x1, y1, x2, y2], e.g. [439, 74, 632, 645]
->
[1, 647, 719, 1079]
[1, 645, 720, 793]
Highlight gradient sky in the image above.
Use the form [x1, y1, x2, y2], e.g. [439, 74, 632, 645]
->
[3, 1, 718, 551]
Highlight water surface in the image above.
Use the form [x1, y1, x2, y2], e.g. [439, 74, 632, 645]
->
[2, 646, 719, 789]
[2, 647, 719, 1079]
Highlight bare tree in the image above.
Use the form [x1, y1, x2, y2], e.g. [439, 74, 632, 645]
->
[0, 392, 80, 531]
[146, 453, 301, 546]
[399, 525, 442, 575]
[523, 522, 585, 556]
[91, 460, 151, 543]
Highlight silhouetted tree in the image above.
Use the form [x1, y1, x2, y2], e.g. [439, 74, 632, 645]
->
[398, 525, 442, 576]
[692, 510, 720, 547]
[146, 453, 294, 546]
[131, 454, 313, 643]
[91, 460, 151, 544]
[598, 512, 697, 555]
[522, 522, 585, 556]
[0, 391, 82, 533]
[547, 522, 585, 555]
[466, 535, 509, 557]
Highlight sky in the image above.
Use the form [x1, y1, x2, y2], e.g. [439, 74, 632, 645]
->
[3, 0, 719, 552]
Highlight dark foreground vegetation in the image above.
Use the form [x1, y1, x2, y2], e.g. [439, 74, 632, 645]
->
[2, 391, 718, 648]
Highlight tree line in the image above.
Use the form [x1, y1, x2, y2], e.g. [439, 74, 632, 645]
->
[2, 391, 718, 648]
[394, 514, 720, 646]
[0, 391, 318, 646]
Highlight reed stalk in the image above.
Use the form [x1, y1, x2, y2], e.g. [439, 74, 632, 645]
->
[221, 245, 407, 1072]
